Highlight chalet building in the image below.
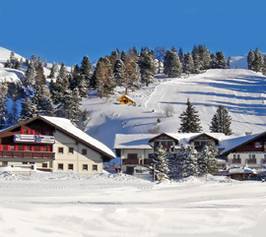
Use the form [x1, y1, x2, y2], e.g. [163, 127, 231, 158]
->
[221, 132, 266, 170]
[115, 131, 266, 177]
[117, 95, 136, 106]
[0, 116, 115, 173]
[114, 132, 225, 175]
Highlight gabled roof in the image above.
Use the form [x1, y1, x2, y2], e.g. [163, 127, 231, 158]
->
[148, 133, 179, 143]
[118, 94, 136, 103]
[115, 132, 227, 150]
[114, 133, 155, 149]
[0, 116, 115, 160]
[220, 132, 265, 156]
[188, 133, 219, 144]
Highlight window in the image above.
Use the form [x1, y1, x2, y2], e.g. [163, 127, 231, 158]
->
[68, 164, 74, 170]
[42, 163, 48, 168]
[255, 142, 262, 149]
[82, 149, 87, 155]
[82, 164, 88, 171]
[22, 162, 28, 165]
[58, 147, 64, 153]
[58, 163, 64, 170]
[232, 158, 241, 164]
[247, 155, 256, 164]
[92, 164, 98, 171]
[69, 147, 74, 154]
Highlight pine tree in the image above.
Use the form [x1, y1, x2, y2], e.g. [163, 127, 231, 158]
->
[50, 64, 69, 104]
[34, 61, 46, 86]
[139, 49, 156, 86]
[178, 48, 184, 65]
[80, 56, 91, 94]
[210, 106, 232, 135]
[0, 83, 8, 129]
[215, 51, 226, 69]
[183, 53, 194, 74]
[197, 146, 209, 176]
[179, 99, 202, 133]
[163, 50, 182, 77]
[95, 57, 116, 97]
[24, 62, 36, 87]
[247, 50, 255, 70]
[114, 58, 126, 86]
[48, 64, 58, 78]
[152, 146, 170, 182]
[207, 145, 218, 175]
[57, 88, 82, 124]
[181, 146, 198, 178]
[192, 45, 211, 70]
[193, 54, 201, 73]
[80, 56, 92, 78]
[168, 146, 186, 180]
[32, 84, 54, 116]
[124, 53, 141, 90]
[253, 48, 264, 72]
[20, 97, 37, 120]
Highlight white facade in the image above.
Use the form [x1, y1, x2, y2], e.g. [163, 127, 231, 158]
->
[227, 152, 266, 169]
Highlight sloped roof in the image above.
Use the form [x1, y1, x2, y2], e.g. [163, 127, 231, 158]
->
[115, 132, 227, 149]
[0, 116, 115, 160]
[114, 133, 155, 149]
[220, 133, 261, 155]
[118, 94, 136, 103]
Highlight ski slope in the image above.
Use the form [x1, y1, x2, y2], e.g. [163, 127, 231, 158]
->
[83, 69, 266, 149]
[0, 172, 265, 237]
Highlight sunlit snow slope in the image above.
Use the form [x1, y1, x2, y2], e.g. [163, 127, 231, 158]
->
[83, 69, 266, 148]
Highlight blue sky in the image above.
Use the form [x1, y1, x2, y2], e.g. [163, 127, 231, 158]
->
[1, 0, 266, 64]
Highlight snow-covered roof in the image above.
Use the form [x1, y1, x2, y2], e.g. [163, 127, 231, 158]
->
[40, 116, 115, 159]
[114, 134, 155, 149]
[114, 132, 227, 149]
[219, 133, 261, 155]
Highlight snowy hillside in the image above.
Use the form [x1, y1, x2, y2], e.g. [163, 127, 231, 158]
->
[0, 47, 24, 64]
[83, 69, 266, 148]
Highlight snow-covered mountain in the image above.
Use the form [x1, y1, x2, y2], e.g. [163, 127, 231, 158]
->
[83, 69, 266, 149]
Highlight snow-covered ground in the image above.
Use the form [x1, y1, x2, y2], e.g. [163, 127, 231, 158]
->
[0, 172, 265, 237]
[83, 69, 266, 149]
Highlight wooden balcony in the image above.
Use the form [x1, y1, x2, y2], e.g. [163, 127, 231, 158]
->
[0, 151, 55, 161]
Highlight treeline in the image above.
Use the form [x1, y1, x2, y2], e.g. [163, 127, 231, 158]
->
[0, 45, 229, 129]
[247, 48, 266, 74]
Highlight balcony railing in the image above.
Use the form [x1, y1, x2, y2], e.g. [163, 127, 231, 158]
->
[0, 151, 55, 160]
